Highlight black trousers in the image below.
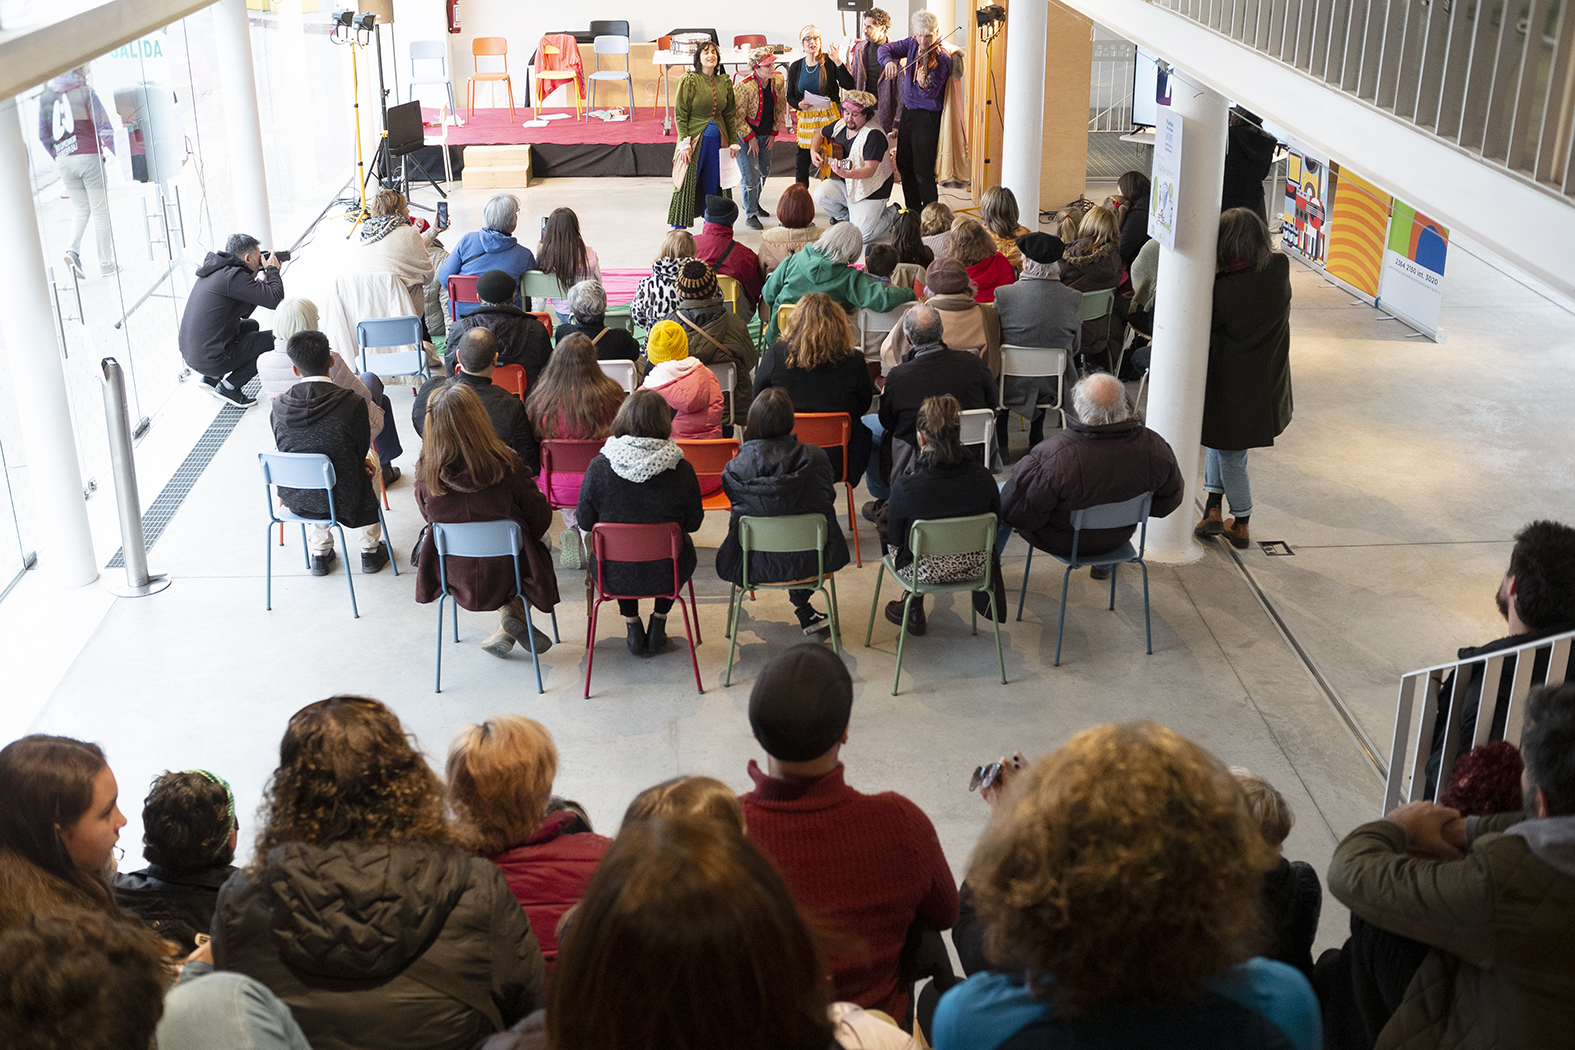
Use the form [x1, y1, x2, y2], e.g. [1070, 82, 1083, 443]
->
[619, 597, 674, 617]
[207, 319, 274, 390]
[895, 106, 942, 209]
[795, 146, 813, 186]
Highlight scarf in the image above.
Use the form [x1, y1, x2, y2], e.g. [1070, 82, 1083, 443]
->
[359, 215, 405, 244]
[601, 435, 684, 483]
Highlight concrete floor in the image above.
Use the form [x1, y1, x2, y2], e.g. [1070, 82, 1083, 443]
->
[16, 175, 1575, 959]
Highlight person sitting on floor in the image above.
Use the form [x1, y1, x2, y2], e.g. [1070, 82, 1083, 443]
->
[762, 222, 914, 344]
[641, 320, 724, 446]
[270, 331, 391, 576]
[415, 328, 539, 473]
[659, 259, 759, 427]
[694, 195, 763, 309]
[810, 90, 899, 248]
[436, 192, 536, 318]
[553, 280, 641, 363]
[442, 268, 553, 389]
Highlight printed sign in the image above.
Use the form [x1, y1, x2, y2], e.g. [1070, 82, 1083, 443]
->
[1282, 146, 1330, 266]
[1378, 202, 1449, 338]
[1148, 110, 1182, 251]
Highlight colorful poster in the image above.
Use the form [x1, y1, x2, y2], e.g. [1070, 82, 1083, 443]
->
[1378, 202, 1449, 338]
[1324, 168, 1393, 300]
[1148, 110, 1182, 251]
[1282, 146, 1330, 265]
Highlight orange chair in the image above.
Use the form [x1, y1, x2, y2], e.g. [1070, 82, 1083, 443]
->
[793, 413, 861, 567]
[533, 41, 584, 120]
[526, 310, 554, 339]
[493, 363, 526, 402]
[467, 37, 515, 122]
[446, 273, 481, 321]
[677, 438, 739, 513]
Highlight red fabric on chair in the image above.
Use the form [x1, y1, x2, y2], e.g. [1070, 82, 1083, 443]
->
[535, 34, 587, 104]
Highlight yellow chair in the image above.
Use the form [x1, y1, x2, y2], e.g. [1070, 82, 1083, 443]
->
[775, 302, 796, 334]
[534, 42, 584, 120]
[717, 274, 745, 315]
[467, 36, 515, 122]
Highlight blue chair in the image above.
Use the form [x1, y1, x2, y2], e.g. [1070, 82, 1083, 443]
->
[1016, 491, 1154, 667]
[432, 520, 560, 694]
[355, 315, 427, 388]
[260, 451, 397, 619]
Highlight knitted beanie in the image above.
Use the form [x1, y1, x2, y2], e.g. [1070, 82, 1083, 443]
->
[924, 256, 972, 295]
[675, 258, 719, 301]
[748, 644, 853, 762]
[646, 320, 689, 364]
[476, 269, 516, 304]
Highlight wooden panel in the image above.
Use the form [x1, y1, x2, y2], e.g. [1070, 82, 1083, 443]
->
[1043, 2, 1093, 212]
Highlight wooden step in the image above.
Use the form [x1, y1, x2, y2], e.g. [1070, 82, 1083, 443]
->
[462, 144, 532, 167]
[462, 164, 532, 190]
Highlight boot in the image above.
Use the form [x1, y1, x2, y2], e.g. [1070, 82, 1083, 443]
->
[1223, 517, 1251, 550]
[625, 618, 648, 656]
[1194, 506, 1224, 540]
[645, 614, 669, 654]
[481, 625, 516, 657]
[884, 597, 926, 636]
[501, 597, 553, 654]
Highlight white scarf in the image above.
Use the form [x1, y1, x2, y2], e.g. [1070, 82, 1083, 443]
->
[601, 435, 684, 483]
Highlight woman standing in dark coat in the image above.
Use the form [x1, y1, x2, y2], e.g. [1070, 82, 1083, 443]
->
[414, 382, 559, 658]
[754, 292, 877, 482]
[576, 390, 705, 657]
[715, 389, 850, 637]
[1193, 208, 1293, 552]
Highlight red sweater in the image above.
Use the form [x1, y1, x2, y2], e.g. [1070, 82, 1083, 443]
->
[696, 221, 764, 306]
[966, 252, 1017, 303]
[490, 811, 612, 975]
[739, 761, 959, 1020]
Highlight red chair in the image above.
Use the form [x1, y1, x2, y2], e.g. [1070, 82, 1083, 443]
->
[493, 363, 526, 401]
[538, 438, 604, 511]
[792, 412, 861, 567]
[526, 310, 554, 339]
[676, 438, 740, 512]
[447, 274, 481, 321]
[585, 522, 703, 697]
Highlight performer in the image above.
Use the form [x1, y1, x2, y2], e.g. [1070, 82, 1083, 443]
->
[810, 91, 896, 246]
[846, 8, 899, 139]
[668, 41, 744, 229]
[786, 25, 847, 187]
[734, 48, 787, 231]
[880, 10, 952, 210]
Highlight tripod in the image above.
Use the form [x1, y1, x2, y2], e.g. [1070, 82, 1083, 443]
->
[335, 17, 375, 237]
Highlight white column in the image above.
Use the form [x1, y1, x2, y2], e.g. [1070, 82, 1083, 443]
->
[213, 0, 274, 246]
[0, 99, 98, 587]
[927, 0, 959, 44]
[1143, 74, 1228, 563]
[1000, 0, 1047, 221]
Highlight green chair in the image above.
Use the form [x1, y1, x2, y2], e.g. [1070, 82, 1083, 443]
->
[864, 512, 1006, 695]
[1080, 287, 1116, 373]
[724, 513, 842, 686]
[520, 269, 568, 305]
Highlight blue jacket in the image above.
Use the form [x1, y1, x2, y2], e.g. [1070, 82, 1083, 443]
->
[436, 229, 536, 317]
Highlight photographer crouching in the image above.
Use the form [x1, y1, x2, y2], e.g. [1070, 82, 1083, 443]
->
[177, 233, 286, 408]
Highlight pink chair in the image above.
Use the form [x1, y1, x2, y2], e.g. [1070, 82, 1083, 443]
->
[585, 522, 702, 697]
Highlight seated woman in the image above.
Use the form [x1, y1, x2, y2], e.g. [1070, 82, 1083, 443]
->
[1060, 205, 1125, 373]
[553, 280, 641, 363]
[663, 259, 760, 427]
[981, 186, 1032, 273]
[949, 218, 1016, 304]
[920, 202, 956, 259]
[757, 182, 823, 279]
[754, 292, 876, 482]
[343, 188, 436, 316]
[211, 696, 545, 1050]
[932, 721, 1317, 1050]
[879, 395, 1004, 637]
[641, 320, 724, 445]
[621, 775, 747, 835]
[446, 715, 611, 976]
[879, 257, 1001, 379]
[715, 388, 849, 638]
[575, 390, 705, 658]
[630, 229, 696, 330]
[890, 209, 934, 293]
[1114, 169, 1153, 272]
[535, 207, 602, 321]
[413, 382, 559, 659]
[761, 222, 914, 344]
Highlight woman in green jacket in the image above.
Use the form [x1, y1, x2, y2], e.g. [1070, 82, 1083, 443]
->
[668, 42, 744, 229]
[760, 221, 914, 344]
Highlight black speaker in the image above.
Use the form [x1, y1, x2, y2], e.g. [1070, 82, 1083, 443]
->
[385, 101, 424, 157]
[837, 0, 873, 10]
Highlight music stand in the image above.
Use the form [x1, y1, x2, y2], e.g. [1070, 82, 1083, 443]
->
[385, 101, 447, 209]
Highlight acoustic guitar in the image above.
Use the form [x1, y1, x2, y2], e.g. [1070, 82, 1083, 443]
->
[816, 140, 845, 181]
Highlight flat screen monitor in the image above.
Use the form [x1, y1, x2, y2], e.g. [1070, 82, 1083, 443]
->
[1132, 47, 1160, 128]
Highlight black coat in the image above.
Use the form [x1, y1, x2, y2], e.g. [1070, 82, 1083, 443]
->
[443, 304, 553, 390]
[1061, 238, 1125, 367]
[554, 321, 641, 363]
[754, 342, 877, 482]
[271, 380, 380, 529]
[212, 841, 544, 1050]
[576, 455, 704, 598]
[1119, 206, 1151, 272]
[887, 458, 1000, 572]
[786, 56, 849, 111]
[1223, 120, 1278, 219]
[1201, 254, 1293, 451]
[878, 345, 997, 447]
[113, 863, 236, 954]
[714, 435, 850, 587]
[413, 372, 540, 473]
[1262, 857, 1322, 978]
[177, 252, 285, 372]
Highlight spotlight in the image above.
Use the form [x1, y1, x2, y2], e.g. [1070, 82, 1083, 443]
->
[332, 8, 354, 26]
[976, 4, 1005, 27]
[355, 12, 376, 30]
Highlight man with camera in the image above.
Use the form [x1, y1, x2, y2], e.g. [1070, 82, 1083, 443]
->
[177, 233, 286, 408]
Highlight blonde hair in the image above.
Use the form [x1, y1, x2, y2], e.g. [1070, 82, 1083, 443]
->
[657, 229, 697, 261]
[920, 202, 954, 237]
[1078, 206, 1120, 250]
[1230, 767, 1294, 848]
[273, 298, 319, 341]
[446, 715, 559, 855]
[783, 292, 856, 370]
[948, 218, 998, 267]
[370, 189, 409, 219]
[621, 776, 746, 836]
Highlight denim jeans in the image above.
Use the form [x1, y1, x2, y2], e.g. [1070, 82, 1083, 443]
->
[1203, 448, 1252, 517]
[740, 137, 771, 217]
[862, 412, 888, 499]
[57, 152, 114, 268]
[358, 372, 404, 467]
[157, 964, 311, 1050]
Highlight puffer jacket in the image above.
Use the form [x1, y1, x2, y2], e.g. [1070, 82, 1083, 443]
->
[761, 245, 914, 343]
[489, 811, 611, 973]
[212, 841, 544, 1050]
[644, 358, 724, 441]
[114, 863, 236, 955]
[714, 435, 850, 587]
[630, 258, 686, 330]
[664, 296, 760, 425]
[443, 305, 554, 390]
[270, 380, 381, 530]
[1060, 236, 1125, 369]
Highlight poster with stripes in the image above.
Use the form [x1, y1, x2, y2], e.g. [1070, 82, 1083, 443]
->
[1324, 169, 1392, 301]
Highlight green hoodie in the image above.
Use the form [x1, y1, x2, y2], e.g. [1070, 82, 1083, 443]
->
[761, 245, 914, 343]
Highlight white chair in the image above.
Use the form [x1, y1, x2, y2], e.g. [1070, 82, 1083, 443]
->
[587, 34, 633, 111]
[855, 302, 916, 362]
[408, 40, 456, 113]
[707, 361, 739, 428]
[598, 359, 637, 394]
[999, 345, 1070, 432]
[960, 408, 997, 467]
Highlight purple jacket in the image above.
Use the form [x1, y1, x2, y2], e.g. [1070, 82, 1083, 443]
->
[878, 36, 952, 112]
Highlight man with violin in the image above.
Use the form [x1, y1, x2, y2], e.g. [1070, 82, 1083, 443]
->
[879, 9, 952, 210]
[808, 91, 897, 246]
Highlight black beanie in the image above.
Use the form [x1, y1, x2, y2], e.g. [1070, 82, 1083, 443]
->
[476, 269, 517, 304]
[748, 644, 853, 762]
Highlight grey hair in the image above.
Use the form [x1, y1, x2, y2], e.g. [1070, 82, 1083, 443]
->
[1021, 259, 1060, 281]
[900, 303, 945, 347]
[566, 279, 607, 323]
[911, 9, 939, 34]
[816, 222, 866, 265]
[482, 192, 520, 232]
[273, 298, 319, 341]
[225, 233, 260, 256]
[1072, 373, 1131, 426]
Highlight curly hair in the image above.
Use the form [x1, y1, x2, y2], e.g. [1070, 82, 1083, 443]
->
[141, 771, 235, 871]
[968, 721, 1273, 1016]
[250, 696, 450, 872]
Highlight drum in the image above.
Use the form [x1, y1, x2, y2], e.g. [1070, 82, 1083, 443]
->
[669, 32, 710, 55]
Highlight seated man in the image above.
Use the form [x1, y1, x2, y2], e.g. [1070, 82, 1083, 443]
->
[740, 644, 958, 1023]
[414, 328, 539, 473]
[441, 268, 553, 389]
[113, 769, 240, 954]
[177, 232, 285, 408]
[694, 195, 763, 308]
[1328, 681, 1575, 1048]
[271, 331, 390, 575]
[999, 373, 1183, 577]
[810, 90, 897, 247]
[435, 192, 536, 318]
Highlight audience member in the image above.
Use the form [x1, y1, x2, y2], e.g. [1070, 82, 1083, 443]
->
[881, 10, 953, 210]
[211, 696, 544, 1048]
[948, 218, 1015, 304]
[343, 189, 436, 319]
[920, 202, 956, 259]
[759, 183, 824, 278]
[437, 192, 537, 317]
[787, 25, 847, 186]
[1114, 170, 1153, 271]
[999, 374, 1182, 579]
[159, 964, 313, 1050]
[1060, 206, 1125, 373]
[553, 280, 641, 363]
[755, 291, 877, 482]
[113, 769, 239, 954]
[270, 331, 391, 576]
[734, 48, 787, 231]
[864, 243, 898, 285]
[536, 207, 602, 320]
[1223, 107, 1278, 223]
[880, 395, 1005, 635]
[980, 186, 1031, 272]
[1232, 767, 1322, 978]
[443, 268, 554, 387]
[846, 8, 899, 135]
[662, 259, 760, 426]
[446, 716, 611, 974]
[0, 735, 126, 928]
[715, 389, 849, 638]
[811, 90, 898, 246]
[695, 195, 763, 307]
[762, 222, 914, 344]
[621, 776, 747, 835]
[416, 328, 540, 472]
[994, 234, 1080, 447]
[668, 40, 744, 228]
[1192, 208, 1292, 552]
[1438, 740, 1526, 814]
[889, 209, 934, 292]
[933, 721, 1317, 1050]
[177, 232, 284, 407]
[641, 320, 724, 442]
[576, 390, 705, 657]
[413, 380, 556, 657]
[630, 229, 696, 330]
[1119, 236, 1160, 377]
[879, 257, 1000, 378]
[741, 643, 959, 1019]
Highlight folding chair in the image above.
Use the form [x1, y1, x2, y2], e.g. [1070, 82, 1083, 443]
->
[598, 359, 637, 394]
[792, 412, 862, 567]
[1080, 287, 1116, 373]
[1016, 491, 1154, 667]
[677, 438, 739, 513]
[493, 363, 527, 401]
[431, 520, 559, 694]
[259, 451, 397, 620]
[999, 345, 1069, 433]
[447, 273, 481, 321]
[864, 513, 1006, 695]
[356, 316, 427, 391]
[587, 34, 634, 111]
[724, 514, 842, 685]
[586, 522, 703, 697]
[467, 36, 515, 122]
[408, 40, 456, 113]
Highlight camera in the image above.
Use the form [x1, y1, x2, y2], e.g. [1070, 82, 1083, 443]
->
[263, 249, 292, 263]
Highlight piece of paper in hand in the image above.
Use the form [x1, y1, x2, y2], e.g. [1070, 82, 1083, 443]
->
[718, 148, 743, 190]
[802, 91, 831, 108]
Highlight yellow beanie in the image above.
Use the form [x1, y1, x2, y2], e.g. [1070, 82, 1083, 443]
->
[646, 320, 689, 365]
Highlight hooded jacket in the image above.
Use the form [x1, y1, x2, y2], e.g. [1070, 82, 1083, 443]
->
[576, 438, 704, 599]
[714, 435, 850, 587]
[270, 380, 381, 529]
[761, 245, 914, 343]
[436, 230, 537, 317]
[643, 357, 724, 442]
[631, 258, 687, 331]
[38, 71, 114, 159]
[443, 305, 554, 389]
[177, 252, 286, 373]
[213, 841, 544, 1050]
[965, 252, 1017, 304]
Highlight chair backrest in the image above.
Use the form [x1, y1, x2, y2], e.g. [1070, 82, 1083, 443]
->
[410, 40, 448, 78]
[259, 451, 336, 493]
[521, 270, 568, 299]
[543, 43, 561, 57]
[541, 438, 606, 476]
[657, 35, 673, 49]
[999, 345, 1069, 380]
[433, 519, 523, 559]
[959, 408, 995, 453]
[447, 274, 481, 320]
[716, 274, 744, 315]
[774, 303, 795, 332]
[707, 361, 737, 395]
[677, 438, 740, 488]
[590, 522, 684, 600]
[734, 34, 767, 48]
[356, 315, 423, 351]
[1069, 491, 1154, 534]
[593, 34, 630, 56]
[598, 359, 637, 394]
[739, 514, 827, 585]
[604, 306, 633, 331]
[526, 310, 555, 339]
[792, 412, 851, 452]
[473, 36, 508, 71]
[909, 512, 997, 573]
[493, 363, 527, 400]
[590, 19, 630, 38]
[856, 301, 915, 359]
[1081, 287, 1116, 321]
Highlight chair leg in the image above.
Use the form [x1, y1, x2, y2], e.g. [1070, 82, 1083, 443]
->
[724, 584, 740, 687]
[300, 524, 310, 569]
[892, 592, 913, 695]
[1016, 545, 1034, 621]
[1141, 560, 1153, 655]
[550, 608, 560, 644]
[1109, 562, 1119, 611]
[452, 595, 460, 641]
[677, 595, 703, 694]
[845, 480, 861, 568]
[265, 524, 274, 611]
[378, 506, 399, 577]
[988, 588, 1006, 684]
[865, 563, 886, 646]
[434, 595, 446, 693]
[584, 598, 602, 698]
[505, 78, 516, 121]
[337, 525, 359, 618]
[825, 576, 842, 655]
[688, 578, 701, 645]
[1054, 565, 1073, 667]
[521, 602, 544, 694]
